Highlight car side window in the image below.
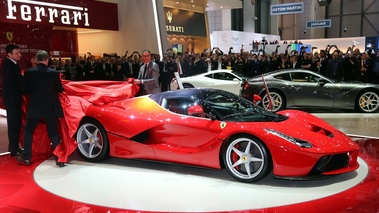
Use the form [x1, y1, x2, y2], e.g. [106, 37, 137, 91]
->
[204, 74, 214, 79]
[290, 72, 313, 82]
[274, 73, 291, 81]
[162, 98, 195, 115]
[222, 73, 237, 81]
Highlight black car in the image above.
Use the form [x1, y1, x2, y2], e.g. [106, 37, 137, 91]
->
[244, 69, 379, 113]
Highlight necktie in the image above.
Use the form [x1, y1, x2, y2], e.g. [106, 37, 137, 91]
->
[143, 63, 148, 78]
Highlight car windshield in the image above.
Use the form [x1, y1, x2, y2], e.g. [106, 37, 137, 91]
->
[203, 91, 287, 122]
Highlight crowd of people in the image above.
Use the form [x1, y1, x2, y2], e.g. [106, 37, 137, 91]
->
[51, 43, 379, 90]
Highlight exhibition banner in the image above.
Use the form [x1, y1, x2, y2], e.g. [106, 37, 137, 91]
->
[270, 2, 304, 15]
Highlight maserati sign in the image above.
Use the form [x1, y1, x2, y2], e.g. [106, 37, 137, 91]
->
[164, 7, 206, 37]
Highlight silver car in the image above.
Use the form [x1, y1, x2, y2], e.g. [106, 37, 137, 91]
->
[245, 69, 379, 113]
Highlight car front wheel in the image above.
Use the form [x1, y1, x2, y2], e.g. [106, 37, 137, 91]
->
[356, 91, 379, 113]
[222, 136, 271, 182]
[76, 118, 109, 162]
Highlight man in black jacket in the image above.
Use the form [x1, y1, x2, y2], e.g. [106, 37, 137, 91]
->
[1, 44, 23, 157]
[17, 50, 64, 167]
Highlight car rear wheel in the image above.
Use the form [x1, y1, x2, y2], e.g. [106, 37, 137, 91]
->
[76, 118, 109, 162]
[222, 135, 271, 182]
[356, 91, 379, 113]
[261, 91, 285, 112]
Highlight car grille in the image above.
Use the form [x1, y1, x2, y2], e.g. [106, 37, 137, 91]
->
[309, 153, 349, 175]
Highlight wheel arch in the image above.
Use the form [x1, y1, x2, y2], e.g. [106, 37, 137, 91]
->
[76, 116, 110, 162]
[219, 133, 273, 170]
[182, 83, 195, 88]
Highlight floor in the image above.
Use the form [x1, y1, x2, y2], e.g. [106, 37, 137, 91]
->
[0, 112, 379, 213]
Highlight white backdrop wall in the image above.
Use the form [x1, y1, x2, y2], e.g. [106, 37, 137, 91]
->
[210, 30, 281, 54]
[211, 30, 365, 55]
[277, 37, 366, 54]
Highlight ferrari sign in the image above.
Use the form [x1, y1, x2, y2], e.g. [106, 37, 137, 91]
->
[0, 0, 118, 30]
[5, 0, 90, 27]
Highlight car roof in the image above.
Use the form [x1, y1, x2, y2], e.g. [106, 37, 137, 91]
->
[149, 88, 234, 103]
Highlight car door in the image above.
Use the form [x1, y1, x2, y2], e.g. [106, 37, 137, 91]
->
[204, 72, 242, 95]
[285, 71, 335, 107]
[149, 97, 224, 165]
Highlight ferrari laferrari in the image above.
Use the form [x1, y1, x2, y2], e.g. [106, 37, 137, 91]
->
[75, 88, 359, 182]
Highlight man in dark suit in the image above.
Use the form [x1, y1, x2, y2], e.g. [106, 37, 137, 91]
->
[326, 50, 345, 81]
[159, 55, 176, 92]
[318, 50, 329, 76]
[355, 52, 372, 83]
[1, 44, 23, 157]
[213, 55, 227, 70]
[17, 50, 64, 167]
[290, 55, 301, 69]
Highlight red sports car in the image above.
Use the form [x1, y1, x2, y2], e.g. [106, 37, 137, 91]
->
[75, 88, 360, 182]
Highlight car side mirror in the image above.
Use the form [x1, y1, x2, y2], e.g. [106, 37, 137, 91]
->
[187, 105, 204, 116]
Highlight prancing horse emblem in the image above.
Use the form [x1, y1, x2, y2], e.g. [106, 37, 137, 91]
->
[6, 32, 13, 41]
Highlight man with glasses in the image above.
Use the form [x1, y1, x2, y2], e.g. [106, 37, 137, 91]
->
[135, 49, 160, 94]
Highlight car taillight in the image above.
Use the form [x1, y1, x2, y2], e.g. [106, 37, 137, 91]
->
[243, 82, 250, 89]
[253, 94, 262, 103]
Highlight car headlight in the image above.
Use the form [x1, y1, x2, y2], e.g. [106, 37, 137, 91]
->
[265, 129, 313, 148]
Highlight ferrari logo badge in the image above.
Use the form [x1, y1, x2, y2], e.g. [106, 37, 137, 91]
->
[220, 122, 226, 129]
[6, 32, 13, 41]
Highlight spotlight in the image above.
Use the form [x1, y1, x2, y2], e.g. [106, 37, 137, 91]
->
[318, 0, 332, 6]
[344, 27, 347, 33]
[303, 29, 306, 34]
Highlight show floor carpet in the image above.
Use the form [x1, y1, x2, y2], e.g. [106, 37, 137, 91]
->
[1, 114, 379, 213]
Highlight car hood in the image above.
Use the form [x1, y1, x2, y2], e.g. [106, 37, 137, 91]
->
[271, 110, 359, 152]
[333, 81, 379, 88]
